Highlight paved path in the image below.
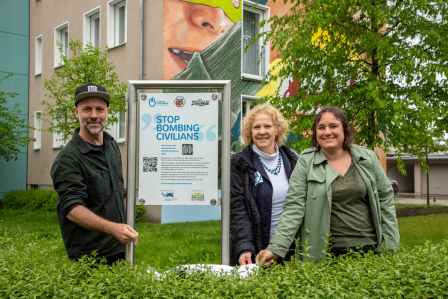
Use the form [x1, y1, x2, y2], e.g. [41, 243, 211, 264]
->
[395, 197, 448, 206]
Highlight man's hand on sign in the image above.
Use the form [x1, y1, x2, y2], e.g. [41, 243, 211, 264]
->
[109, 223, 139, 245]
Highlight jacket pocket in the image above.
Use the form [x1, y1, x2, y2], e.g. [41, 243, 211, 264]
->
[307, 175, 325, 200]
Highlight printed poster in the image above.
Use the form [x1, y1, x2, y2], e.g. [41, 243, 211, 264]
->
[138, 92, 219, 205]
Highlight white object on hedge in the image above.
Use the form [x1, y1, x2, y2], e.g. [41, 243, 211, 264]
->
[147, 264, 259, 279]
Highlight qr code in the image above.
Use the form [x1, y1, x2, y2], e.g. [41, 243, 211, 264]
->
[182, 144, 193, 155]
[143, 157, 157, 173]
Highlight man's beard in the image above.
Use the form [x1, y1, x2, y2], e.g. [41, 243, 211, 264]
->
[83, 120, 105, 135]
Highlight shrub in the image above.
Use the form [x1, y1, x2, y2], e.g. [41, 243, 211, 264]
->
[2, 190, 27, 209]
[3, 190, 148, 223]
[2, 189, 57, 211]
[1, 232, 448, 298]
[1, 209, 448, 298]
[135, 204, 146, 222]
[397, 206, 448, 217]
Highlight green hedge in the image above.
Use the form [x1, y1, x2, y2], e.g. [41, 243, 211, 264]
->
[2, 189, 57, 211]
[2, 189, 147, 222]
[1, 230, 447, 298]
[135, 204, 146, 222]
[398, 206, 448, 217]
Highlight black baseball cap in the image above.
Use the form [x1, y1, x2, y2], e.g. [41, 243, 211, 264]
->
[74, 83, 110, 106]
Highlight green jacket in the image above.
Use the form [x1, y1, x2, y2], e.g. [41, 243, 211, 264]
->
[267, 145, 400, 261]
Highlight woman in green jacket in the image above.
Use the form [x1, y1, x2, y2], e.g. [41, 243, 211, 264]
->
[257, 107, 400, 264]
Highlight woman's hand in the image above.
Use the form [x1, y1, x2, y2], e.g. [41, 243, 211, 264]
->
[238, 251, 253, 265]
[256, 249, 276, 266]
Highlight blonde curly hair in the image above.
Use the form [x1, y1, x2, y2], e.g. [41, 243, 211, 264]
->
[241, 103, 289, 146]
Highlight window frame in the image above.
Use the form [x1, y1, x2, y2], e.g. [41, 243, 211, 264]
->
[117, 110, 126, 143]
[34, 34, 43, 75]
[107, 0, 127, 49]
[53, 22, 69, 68]
[241, 1, 270, 81]
[83, 6, 101, 48]
[33, 111, 43, 150]
[52, 130, 65, 149]
[52, 119, 66, 149]
[107, 110, 126, 143]
[240, 94, 259, 141]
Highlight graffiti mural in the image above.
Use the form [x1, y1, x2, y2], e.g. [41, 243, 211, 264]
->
[163, 0, 243, 151]
[162, 0, 296, 150]
[163, 0, 242, 79]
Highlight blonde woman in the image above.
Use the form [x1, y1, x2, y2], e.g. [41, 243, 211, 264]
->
[230, 104, 298, 265]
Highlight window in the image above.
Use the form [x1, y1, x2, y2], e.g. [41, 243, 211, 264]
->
[242, 1, 269, 80]
[108, 0, 126, 48]
[54, 23, 69, 67]
[83, 8, 100, 47]
[118, 110, 126, 141]
[34, 35, 43, 75]
[52, 120, 65, 149]
[241, 95, 258, 119]
[240, 95, 258, 143]
[33, 111, 42, 150]
[53, 130, 65, 149]
[108, 111, 126, 143]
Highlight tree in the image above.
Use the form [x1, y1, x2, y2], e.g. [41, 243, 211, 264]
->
[44, 41, 127, 140]
[0, 79, 29, 161]
[266, 0, 448, 158]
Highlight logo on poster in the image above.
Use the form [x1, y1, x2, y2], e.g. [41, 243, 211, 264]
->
[161, 192, 176, 201]
[174, 96, 185, 107]
[191, 98, 210, 107]
[148, 96, 169, 108]
[191, 192, 205, 201]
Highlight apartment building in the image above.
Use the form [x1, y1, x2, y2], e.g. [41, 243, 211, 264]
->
[0, 0, 29, 199]
[28, 0, 289, 222]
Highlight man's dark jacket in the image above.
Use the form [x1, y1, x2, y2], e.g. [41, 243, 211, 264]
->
[230, 145, 298, 265]
[51, 129, 125, 260]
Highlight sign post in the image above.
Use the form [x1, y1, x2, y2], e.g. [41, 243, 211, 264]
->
[126, 80, 231, 265]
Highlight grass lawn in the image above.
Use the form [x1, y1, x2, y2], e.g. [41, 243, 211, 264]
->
[135, 220, 220, 270]
[398, 213, 448, 247]
[1, 209, 447, 270]
[395, 203, 446, 209]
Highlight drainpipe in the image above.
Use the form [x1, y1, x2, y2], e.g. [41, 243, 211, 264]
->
[139, 0, 145, 79]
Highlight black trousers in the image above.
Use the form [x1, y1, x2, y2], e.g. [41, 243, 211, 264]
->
[105, 252, 126, 265]
[330, 245, 376, 257]
[74, 252, 125, 265]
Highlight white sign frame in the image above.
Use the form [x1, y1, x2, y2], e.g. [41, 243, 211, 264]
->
[126, 80, 231, 265]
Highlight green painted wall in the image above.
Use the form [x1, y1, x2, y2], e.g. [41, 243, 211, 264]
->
[0, 0, 29, 199]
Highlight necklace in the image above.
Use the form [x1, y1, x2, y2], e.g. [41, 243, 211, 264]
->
[260, 154, 282, 175]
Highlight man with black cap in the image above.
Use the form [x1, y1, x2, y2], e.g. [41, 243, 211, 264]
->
[51, 83, 138, 264]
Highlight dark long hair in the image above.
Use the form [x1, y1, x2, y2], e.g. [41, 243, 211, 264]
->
[311, 106, 353, 150]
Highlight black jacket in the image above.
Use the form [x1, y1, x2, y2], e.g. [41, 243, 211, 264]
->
[230, 145, 298, 265]
[51, 129, 125, 260]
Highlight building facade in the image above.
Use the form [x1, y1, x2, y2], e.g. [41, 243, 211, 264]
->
[387, 153, 448, 199]
[28, 0, 290, 222]
[0, 0, 29, 199]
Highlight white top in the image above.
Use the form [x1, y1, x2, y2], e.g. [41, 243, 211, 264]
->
[252, 144, 289, 238]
